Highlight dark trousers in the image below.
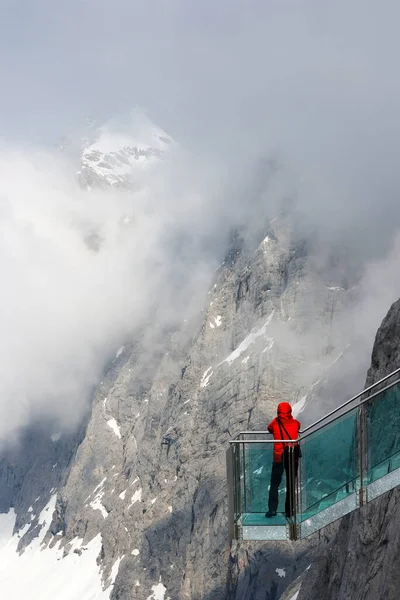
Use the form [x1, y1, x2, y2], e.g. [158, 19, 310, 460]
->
[268, 455, 299, 516]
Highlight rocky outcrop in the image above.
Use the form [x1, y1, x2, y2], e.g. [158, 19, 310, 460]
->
[299, 298, 400, 600]
[44, 207, 357, 599]
[366, 299, 400, 386]
[0, 208, 355, 598]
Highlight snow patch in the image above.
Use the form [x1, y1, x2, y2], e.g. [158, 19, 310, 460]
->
[292, 395, 307, 418]
[146, 580, 167, 600]
[0, 499, 110, 599]
[68, 537, 84, 553]
[209, 322, 215, 329]
[87, 478, 108, 518]
[129, 488, 142, 507]
[50, 433, 61, 442]
[289, 592, 300, 600]
[221, 311, 275, 365]
[275, 567, 286, 578]
[200, 367, 213, 389]
[150, 497, 157, 505]
[242, 356, 250, 364]
[119, 490, 127, 500]
[115, 346, 124, 359]
[107, 418, 121, 439]
[86, 478, 107, 502]
[214, 316, 222, 327]
[90, 492, 108, 519]
[109, 556, 124, 586]
[131, 549, 140, 556]
[17, 522, 31, 538]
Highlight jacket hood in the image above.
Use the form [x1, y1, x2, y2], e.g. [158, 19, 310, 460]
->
[277, 402, 292, 417]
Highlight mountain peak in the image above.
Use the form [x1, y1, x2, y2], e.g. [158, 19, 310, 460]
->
[77, 112, 174, 189]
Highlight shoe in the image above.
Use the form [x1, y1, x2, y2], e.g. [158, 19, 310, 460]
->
[265, 510, 277, 518]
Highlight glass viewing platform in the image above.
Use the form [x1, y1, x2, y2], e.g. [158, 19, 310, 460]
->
[226, 368, 400, 540]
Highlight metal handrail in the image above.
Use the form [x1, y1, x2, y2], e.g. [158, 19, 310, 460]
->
[229, 438, 299, 444]
[229, 367, 400, 445]
[227, 365, 400, 541]
[231, 430, 273, 440]
[301, 376, 400, 436]
[301, 368, 400, 434]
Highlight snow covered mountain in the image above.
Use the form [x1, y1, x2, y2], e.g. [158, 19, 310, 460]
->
[77, 115, 173, 189]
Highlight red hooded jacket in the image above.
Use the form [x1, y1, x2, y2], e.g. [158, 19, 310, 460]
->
[267, 402, 300, 463]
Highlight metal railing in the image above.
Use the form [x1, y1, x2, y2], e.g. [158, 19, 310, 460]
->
[227, 366, 400, 541]
[230, 366, 400, 444]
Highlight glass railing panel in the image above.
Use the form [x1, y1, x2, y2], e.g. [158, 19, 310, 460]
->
[234, 441, 289, 540]
[299, 407, 359, 538]
[227, 445, 238, 535]
[230, 442, 244, 528]
[366, 380, 400, 501]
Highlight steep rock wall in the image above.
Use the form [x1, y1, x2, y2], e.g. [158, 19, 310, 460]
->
[52, 214, 353, 600]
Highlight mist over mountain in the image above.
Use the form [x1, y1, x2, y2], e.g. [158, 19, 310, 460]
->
[2, 2, 400, 599]
[2, 105, 400, 448]
[0, 104, 399, 597]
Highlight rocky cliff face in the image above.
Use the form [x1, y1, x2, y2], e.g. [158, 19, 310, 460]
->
[47, 216, 349, 600]
[0, 121, 374, 600]
[298, 298, 400, 600]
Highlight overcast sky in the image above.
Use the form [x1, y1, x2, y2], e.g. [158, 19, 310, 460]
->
[1, 0, 400, 151]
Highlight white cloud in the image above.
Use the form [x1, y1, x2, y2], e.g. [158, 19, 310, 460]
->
[0, 131, 226, 445]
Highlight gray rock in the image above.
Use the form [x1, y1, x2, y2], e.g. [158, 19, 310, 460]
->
[52, 210, 356, 599]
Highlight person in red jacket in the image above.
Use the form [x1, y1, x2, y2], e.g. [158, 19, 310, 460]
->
[265, 401, 301, 518]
